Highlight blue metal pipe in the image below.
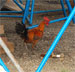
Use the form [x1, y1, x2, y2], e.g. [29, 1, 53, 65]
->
[60, 0, 67, 17]
[14, 0, 24, 11]
[0, 8, 68, 15]
[65, 0, 73, 12]
[22, 0, 30, 24]
[0, 15, 67, 24]
[25, 8, 68, 25]
[26, 0, 31, 17]
[49, 17, 67, 23]
[29, 0, 35, 24]
[73, 0, 75, 24]
[21, 0, 68, 25]
[32, 8, 68, 14]
[0, 58, 10, 72]
[36, 7, 75, 72]
[0, 11, 22, 13]
[65, 0, 75, 24]
[0, 15, 23, 18]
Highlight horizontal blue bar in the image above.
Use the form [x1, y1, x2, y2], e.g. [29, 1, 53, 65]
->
[0, 11, 22, 13]
[0, 15, 23, 18]
[32, 8, 68, 14]
[49, 17, 67, 23]
[0, 9, 67, 14]
[0, 58, 10, 72]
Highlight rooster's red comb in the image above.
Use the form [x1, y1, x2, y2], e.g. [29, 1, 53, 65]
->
[43, 17, 50, 22]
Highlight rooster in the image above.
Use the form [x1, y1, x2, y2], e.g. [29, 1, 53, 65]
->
[16, 17, 64, 59]
[16, 17, 50, 48]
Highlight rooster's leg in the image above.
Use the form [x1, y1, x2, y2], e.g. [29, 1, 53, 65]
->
[32, 40, 39, 48]
[24, 43, 28, 49]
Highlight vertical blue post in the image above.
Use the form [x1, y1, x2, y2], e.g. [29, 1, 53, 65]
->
[29, 0, 35, 25]
[22, 0, 30, 24]
[0, 58, 10, 72]
[36, 7, 75, 72]
[73, 0, 75, 24]
[65, 0, 75, 24]
[60, 0, 67, 17]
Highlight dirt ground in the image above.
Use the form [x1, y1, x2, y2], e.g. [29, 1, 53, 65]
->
[0, 1, 75, 72]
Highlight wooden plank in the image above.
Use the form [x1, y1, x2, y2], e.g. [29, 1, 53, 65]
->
[0, 37, 14, 54]
[0, 42, 14, 54]
[0, 37, 24, 72]
[0, 25, 4, 34]
[0, 25, 14, 54]
[3, 0, 25, 11]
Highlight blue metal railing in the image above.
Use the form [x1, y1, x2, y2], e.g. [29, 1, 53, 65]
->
[0, 0, 74, 25]
[0, 15, 23, 18]
[22, 0, 31, 24]
[65, 0, 75, 24]
[0, 11, 22, 13]
[22, 0, 68, 25]
[0, 0, 68, 25]
[32, 8, 68, 14]
[0, 58, 10, 72]
[36, 6, 75, 72]
[60, 0, 67, 17]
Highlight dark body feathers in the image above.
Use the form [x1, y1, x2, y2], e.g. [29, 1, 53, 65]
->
[15, 22, 28, 40]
